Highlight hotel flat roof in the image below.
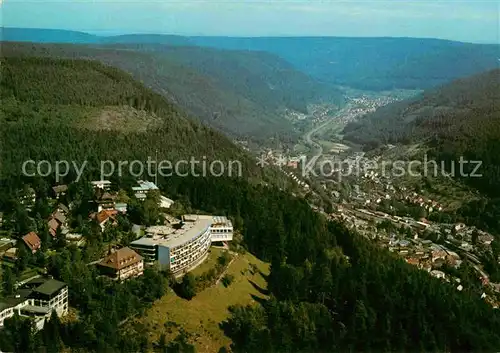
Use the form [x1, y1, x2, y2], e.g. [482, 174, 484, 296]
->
[132, 218, 211, 249]
[91, 180, 111, 185]
[211, 216, 233, 228]
[183, 214, 232, 228]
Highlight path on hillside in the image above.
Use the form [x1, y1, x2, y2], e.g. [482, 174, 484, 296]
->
[215, 254, 238, 286]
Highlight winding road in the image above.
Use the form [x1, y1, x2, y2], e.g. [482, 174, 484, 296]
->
[303, 104, 353, 160]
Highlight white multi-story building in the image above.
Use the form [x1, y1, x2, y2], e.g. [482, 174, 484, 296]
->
[0, 278, 68, 330]
[130, 214, 233, 276]
[131, 219, 212, 276]
[209, 216, 233, 242]
[131, 180, 174, 209]
[132, 180, 159, 201]
[0, 290, 33, 327]
[91, 180, 112, 190]
[183, 215, 233, 242]
[24, 278, 69, 318]
[160, 196, 174, 209]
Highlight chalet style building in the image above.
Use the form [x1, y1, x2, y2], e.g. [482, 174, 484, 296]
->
[97, 247, 144, 281]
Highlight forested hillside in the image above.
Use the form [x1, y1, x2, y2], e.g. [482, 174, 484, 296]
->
[1, 50, 500, 353]
[0, 56, 265, 189]
[1, 41, 343, 141]
[343, 69, 500, 195]
[191, 36, 500, 90]
[156, 176, 500, 352]
[117, 43, 341, 113]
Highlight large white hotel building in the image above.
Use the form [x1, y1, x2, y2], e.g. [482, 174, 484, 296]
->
[130, 215, 233, 276]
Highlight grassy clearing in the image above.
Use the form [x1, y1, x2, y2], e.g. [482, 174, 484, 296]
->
[316, 117, 347, 138]
[318, 139, 350, 154]
[77, 105, 162, 133]
[189, 248, 224, 277]
[293, 143, 310, 154]
[136, 250, 269, 352]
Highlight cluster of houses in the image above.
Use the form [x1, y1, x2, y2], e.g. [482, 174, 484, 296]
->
[283, 171, 310, 190]
[331, 201, 500, 306]
[0, 178, 237, 332]
[452, 223, 495, 245]
[404, 193, 444, 213]
[340, 208, 431, 233]
[47, 204, 69, 238]
[2, 203, 72, 261]
[393, 240, 462, 274]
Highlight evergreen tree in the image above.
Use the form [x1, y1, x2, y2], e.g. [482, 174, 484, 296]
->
[42, 310, 64, 353]
[155, 333, 167, 353]
[178, 273, 196, 300]
[2, 266, 16, 295]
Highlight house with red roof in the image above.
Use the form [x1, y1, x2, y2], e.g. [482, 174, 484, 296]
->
[22, 232, 42, 253]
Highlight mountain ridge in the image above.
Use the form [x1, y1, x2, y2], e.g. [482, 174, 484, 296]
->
[2, 40, 344, 141]
[3, 27, 498, 91]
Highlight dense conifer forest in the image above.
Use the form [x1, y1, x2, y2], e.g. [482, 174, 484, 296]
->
[1, 55, 500, 352]
[1, 41, 343, 141]
[0, 56, 265, 186]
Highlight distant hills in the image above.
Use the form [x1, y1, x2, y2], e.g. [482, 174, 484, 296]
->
[0, 27, 194, 46]
[1, 27, 101, 43]
[343, 69, 500, 146]
[3, 27, 499, 91]
[190, 37, 500, 90]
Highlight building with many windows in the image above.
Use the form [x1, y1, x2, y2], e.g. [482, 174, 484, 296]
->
[0, 277, 68, 330]
[132, 180, 159, 201]
[183, 215, 233, 242]
[130, 214, 232, 276]
[91, 180, 112, 190]
[97, 247, 144, 281]
[131, 218, 212, 276]
[23, 277, 69, 318]
[210, 216, 233, 242]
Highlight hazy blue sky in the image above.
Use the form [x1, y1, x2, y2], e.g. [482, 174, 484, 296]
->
[2, 0, 499, 43]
